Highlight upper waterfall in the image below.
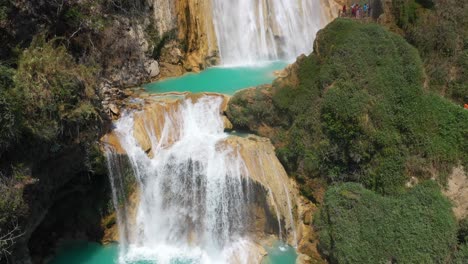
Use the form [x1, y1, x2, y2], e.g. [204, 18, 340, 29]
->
[211, 0, 327, 65]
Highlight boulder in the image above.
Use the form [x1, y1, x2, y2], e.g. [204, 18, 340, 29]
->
[145, 59, 160, 78]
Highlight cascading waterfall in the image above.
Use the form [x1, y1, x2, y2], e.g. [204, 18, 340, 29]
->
[105, 95, 297, 263]
[211, 0, 327, 65]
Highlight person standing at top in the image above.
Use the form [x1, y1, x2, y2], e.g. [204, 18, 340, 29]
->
[363, 4, 368, 17]
[342, 5, 347, 16]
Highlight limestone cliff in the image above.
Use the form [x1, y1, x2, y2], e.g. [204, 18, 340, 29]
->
[148, 0, 218, 78]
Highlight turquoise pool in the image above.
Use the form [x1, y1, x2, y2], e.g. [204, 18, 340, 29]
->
[144, 61, 288, 95]
[49, 241, 297, 264]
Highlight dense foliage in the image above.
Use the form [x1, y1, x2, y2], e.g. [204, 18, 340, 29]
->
[315, 181, 457, 263]
[393, 0, 467, 104]
[228, 19, 468, 196]
[0, 38, 102, 155]
[227, 19, 468, 263]
[0, 27, 106, 263]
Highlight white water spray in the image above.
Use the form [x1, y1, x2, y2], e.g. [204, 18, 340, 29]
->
[211, 0, 327, 65]
[105, 95, 299, 263]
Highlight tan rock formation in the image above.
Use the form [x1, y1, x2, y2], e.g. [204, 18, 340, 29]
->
[444, 166, 468, 220]
[152, 0, 219, 78]
[223, 135, 300, 244]
[321, 0, 341, 23]
[176, 0, 219, 72]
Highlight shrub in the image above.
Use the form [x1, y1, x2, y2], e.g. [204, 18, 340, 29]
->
[404, 0, 467, 104]
[315, 181, 457, 263]
[13, 36, 101, 143]
[453, 244, 468, 264]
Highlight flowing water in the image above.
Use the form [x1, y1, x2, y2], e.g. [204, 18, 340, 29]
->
[49, 0, 330, 262]
[212, 0, 327, 65]
[107, 96, 255, 263]
[96, 95, 298, 264]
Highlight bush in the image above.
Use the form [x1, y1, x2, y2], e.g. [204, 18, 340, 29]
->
[13, 36, 101, 143]
[453, 244, 468, 264]
[404, 0, 467, 104]
[392, 0, 418, 29]
[315, 181, 457, 263]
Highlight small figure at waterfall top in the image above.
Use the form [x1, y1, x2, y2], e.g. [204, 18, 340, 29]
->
[342, 5, 347, 16]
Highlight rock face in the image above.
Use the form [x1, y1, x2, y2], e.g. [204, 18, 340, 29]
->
[144, 0, 218, 78]
[175, 0, 219, 71]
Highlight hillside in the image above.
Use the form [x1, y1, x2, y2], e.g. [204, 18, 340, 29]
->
[227, 18, 468, 263]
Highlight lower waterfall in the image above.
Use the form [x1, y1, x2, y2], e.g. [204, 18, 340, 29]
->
[104, 95, 298, 264]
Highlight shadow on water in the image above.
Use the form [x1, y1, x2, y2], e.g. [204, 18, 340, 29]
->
[48, 241, 119, 264]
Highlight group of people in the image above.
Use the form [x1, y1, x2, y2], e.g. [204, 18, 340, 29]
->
[340, 3, 371, 18]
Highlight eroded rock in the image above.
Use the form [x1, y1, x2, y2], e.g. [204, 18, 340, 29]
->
[444, 166, 468, 220]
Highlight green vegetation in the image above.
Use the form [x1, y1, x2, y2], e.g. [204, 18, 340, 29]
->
[227, 19, 468, 263]
[0, 35, 105, 261]
[227, 19, 468, 195]
[315, 181, 457, 263]
[14, 36, 101, 142]
[0, 37, 102, 153]
[393, 0, 467, 104]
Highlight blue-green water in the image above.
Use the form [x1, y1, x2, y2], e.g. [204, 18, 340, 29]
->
[50, 62, 297, 264]
[49, 242, 119, 264]
[144, 61, 288, 95]
[49, 241, 297, 264]
[262, 242, 297, 264]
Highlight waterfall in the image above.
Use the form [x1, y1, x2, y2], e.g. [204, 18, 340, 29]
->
[211, 0, 327, 65]
[105, 95, 300, 263]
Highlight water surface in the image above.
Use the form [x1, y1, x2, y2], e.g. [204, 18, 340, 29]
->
[49, 241, 297, 264]
[145, 61, 288, 95]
